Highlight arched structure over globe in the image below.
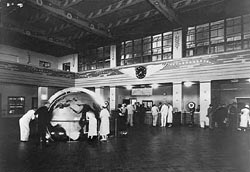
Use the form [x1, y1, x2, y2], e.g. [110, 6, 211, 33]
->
[47, 87, 106, 140]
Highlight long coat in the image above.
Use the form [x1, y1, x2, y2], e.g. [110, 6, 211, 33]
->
[99, 108, 110, 135]
[167, 105, 173, 123]
[19, 109, 35, 141]
[86, 111, 97, 138]
[240, 107, 250, 128]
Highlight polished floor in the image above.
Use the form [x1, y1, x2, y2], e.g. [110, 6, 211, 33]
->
[0, 118, 250, 172]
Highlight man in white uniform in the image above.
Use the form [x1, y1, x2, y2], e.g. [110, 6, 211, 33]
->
[126, 103, 135, 126]
[19, 109, 36, 141]
[160, 102, 168, 127]
[238, 104, 250, 131]
[151, 104, 159, 127]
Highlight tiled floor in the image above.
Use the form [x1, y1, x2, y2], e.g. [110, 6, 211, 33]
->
[0, 118, 249, 172]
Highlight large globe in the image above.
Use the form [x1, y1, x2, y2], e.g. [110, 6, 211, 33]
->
[48, 87, 105, 140]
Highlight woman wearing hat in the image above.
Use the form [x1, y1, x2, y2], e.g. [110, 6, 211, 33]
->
[99, 101, 110, 141]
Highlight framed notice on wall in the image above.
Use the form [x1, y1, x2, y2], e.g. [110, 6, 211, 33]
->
[131, 88, 153, 96]
[8, 96, 25, 116]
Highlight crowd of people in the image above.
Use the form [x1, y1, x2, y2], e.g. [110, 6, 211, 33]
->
[206, 102, 250, 131]
[19, 101, 111, 143]
[115, 101, 174, 136]
[19, 100, 250, 143]
[151, 102, 173, 127]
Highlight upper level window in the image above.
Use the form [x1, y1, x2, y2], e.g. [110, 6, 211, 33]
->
[210, 20, 225, 53]
[78, 53, 87, 72]
[117, 32, 173, 66]
[152, 34, 162, 61]
[125, 41, 133, 65]
[120, 42, 126, 66]
[97, 47, 104, 69]
[243, 14, 250, 49]
[133, 38, 142, 63]
[78, 46, 110, 71]
[196, 23, 209, 55]
[143, 36, 152, 63]
[103, 46, 110, 68]
[85, 49, 97, 70]
[163, 32, 172, 60]
[62, 62, 70, 72]
[226, 16, 242, 51]
[185, 14, 250, 57]
[39, 60, 51, 68]
[186, 27, 195, 57]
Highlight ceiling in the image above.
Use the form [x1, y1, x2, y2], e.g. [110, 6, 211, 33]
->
[1, 0, 250, 57]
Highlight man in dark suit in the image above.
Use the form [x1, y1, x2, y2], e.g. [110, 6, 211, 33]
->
[35, 101, 50, 143]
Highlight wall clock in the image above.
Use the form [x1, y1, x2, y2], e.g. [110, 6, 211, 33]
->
[135, 66, 147, 79]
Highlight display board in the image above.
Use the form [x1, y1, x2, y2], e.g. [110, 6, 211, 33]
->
[131, 88, 153, 96]
[8, 96, 25, 115]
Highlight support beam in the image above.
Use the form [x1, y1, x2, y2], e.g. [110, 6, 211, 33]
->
[0, 25, 74, 49]
[107, 9, 159, 28]
[47, 23, 71, 35]
[87, 0, 144, 19]
[27, 13, 48, 23]
[147, 0, 181, 24]
[62, 0, 83, 9]
[3, 17, 46, 35]
[173, 0, 224, 9]
[26, 0, 112, 38]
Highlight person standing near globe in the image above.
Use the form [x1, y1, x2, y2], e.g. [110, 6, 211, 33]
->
[35, 101, 50, 143]
[99, 102, 110, 141]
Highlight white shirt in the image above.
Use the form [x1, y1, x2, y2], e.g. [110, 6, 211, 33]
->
[161, 104, 169, 115]
[151, 106, 159, 116]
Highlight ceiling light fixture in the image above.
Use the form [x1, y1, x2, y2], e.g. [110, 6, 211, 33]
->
[184, 81, 194, 87]
[154, 1, 159, 5]
[17, 3, 23, 8]
[126, 85, 132, 90]
[152, 83, 159, 89]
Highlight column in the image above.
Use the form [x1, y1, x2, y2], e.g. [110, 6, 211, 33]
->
[173, 82, 182, 112]
[110, 86, 117, 111]
[38, 87, 48, 107]
[199, 81, 211, 128]
[95, 87, 104, 98]
[110, 45, 116, 68]
[173, 29, 183, 59]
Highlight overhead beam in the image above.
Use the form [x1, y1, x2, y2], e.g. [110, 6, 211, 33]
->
[87, 0, 144, 19]
[0, 24, 74, 49]
[44, 0, 83, 8]
[107, 9, 160, 28]
[147, 0, 181, 24]
[175, 0, 226, 13]
[173, 0, 223, 9]
[27, 13, 48, 23]
[26, 0, 112, 38]
[62, 0, 83, 9]
[3, 17, 46, 34]
[47, 23, 71, 35]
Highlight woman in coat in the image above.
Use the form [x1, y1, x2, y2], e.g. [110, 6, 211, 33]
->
[99, 103, 110, 141]
[86, 110, 97, 139]
[167, 103, 173, 127]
